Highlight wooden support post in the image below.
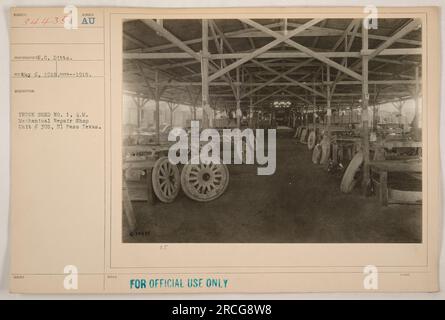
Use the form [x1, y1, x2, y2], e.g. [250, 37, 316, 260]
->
[122, 174, 136, 231]
[248, 74, 254, 128]
[412, 66, 421, 140]
[137, 97, 141, 129]
[236, 99, 241, 128]
[326, 66, 331, 139]
[154, 71, 160, 144]
[313, 76, 317, 130]
[146, 168, 156, 205]
[167, 102, 178, 127]
[414, 66, 420, 127]
[236, 68, 241, 128]
[188, 102, 194, 121]
[379, 171, 388, 206]
[361, 22, 371, 193]
[189, 105, 194, 122]
[169, 103, 173, 127]
[249, 95, 254, 128]
[131, 96, 142, 129]
[201, 19, 210, 129]
[372, 84, 379, 131]
[142, 98, 148, 129]
[187, 86, 199, 122]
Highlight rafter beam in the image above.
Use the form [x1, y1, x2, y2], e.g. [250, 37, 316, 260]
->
[281, 88, 313, 105]
[211, 20, 236, 54]
[242, 19, 362, 81]
[367, 19, 421, 60]
[241, 59, 313, 99]
[124, 48, 422, 60]
[125, 79, 420, 87]
[208, 18, 323, 82]
[141, 19, 202, 61]
[210, 20, 258, 89]
[209, 20, 237, 98]
[242, 21, 256, 49]
[158, 60, 199, 70]
[330, 20, 361, 96]
[211, 91, 411, 98]
[251, 60, 325, 98]
[133, 61, 156, 98]
[252, 87, 288, 106]
[125, 22, 283, 53]
[372, 57, 419, 66]
[124, 32, 149, 48]
[286, 21, 421, 46]
[330, 19, 422, 89]
[141, 19, 238, 91]
[124, 21, 421, 53]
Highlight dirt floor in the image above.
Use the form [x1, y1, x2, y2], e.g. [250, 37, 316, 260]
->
[123, 130, 422, 243]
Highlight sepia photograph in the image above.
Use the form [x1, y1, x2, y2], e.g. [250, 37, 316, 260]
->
[6, 4, 442, 296]
[121, 17, 422, 244]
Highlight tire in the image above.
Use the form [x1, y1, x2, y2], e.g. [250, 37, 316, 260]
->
[312, 144, 322, 164]
[181, 162, 229, 202]
[319, 137, 330, 165]
[151, 157, 180, 203]
[295, 126, 302, 139]
[340, 151, 364, 193]
[300, 128, 307, 143]
[307, 131, 316, 150]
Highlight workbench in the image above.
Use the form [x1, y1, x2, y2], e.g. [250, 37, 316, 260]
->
[333, 137, 361, 164]
[369, 159, 422, 206]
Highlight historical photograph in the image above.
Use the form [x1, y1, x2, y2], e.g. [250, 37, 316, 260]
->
[121, 18, 422, 243]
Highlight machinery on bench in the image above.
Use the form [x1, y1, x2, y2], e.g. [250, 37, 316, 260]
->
[295, 108, 361, 166]
[339, 121, 422, 206]
[294, 105, 422, 206]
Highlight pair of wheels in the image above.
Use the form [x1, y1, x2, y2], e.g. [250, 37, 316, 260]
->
[312, 141, 363, 193]
[307, 131, 316, 150]
[311, 136, 331, 165]
[151, 157, 229, 203]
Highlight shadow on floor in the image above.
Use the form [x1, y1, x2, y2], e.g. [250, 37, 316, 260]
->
[123, 133, 421, 243]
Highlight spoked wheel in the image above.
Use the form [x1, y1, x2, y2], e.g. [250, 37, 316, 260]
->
[340, 151, 363, 193]
[307, 131, 316, 150]
[312, 144, 322, 164]
[151, 157, 180, 203]
[181, 162, 229, 202]
[320, 136, 331, 165]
